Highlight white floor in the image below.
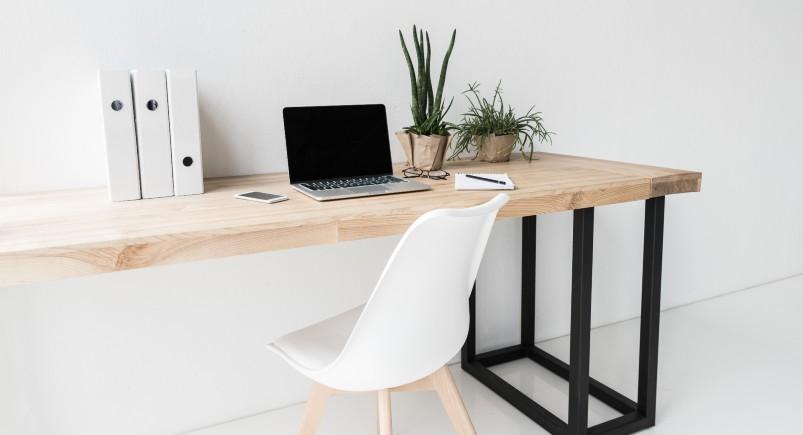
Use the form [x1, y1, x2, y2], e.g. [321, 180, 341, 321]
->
[187, 274, 803, 435]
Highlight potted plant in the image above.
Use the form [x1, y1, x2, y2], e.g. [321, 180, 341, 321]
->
[395, 26, 456, 171]
[449, 82, 552, 162]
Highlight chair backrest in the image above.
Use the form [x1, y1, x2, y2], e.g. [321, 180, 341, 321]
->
[318, 193, 509, 391]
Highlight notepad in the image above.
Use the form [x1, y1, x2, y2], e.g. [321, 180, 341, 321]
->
[455, 173, 515, 190]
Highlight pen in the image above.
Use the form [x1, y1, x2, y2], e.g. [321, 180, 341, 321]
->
[466, 174, 506, 185]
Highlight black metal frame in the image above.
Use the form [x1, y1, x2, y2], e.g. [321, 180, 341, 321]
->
[461, 197, 665, 435]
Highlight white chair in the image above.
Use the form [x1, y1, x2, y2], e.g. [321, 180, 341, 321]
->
[268, 193, 509, 435]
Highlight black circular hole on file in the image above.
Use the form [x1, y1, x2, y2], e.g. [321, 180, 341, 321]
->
[182, 156, 194, 167]
[111, 100, 124, 111]
[146, 99, 159, 111]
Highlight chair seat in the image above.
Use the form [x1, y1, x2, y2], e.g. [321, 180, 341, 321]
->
[268, 305, 364, 373]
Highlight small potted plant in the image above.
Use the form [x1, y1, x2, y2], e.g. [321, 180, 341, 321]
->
[449, 82, 552, 162]
[395, 26, 456, 171]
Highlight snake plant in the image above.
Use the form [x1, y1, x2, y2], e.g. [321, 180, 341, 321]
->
[398, 26, 456, 136]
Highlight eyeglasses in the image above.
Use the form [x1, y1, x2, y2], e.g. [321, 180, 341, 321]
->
[402, 167, 450, 181]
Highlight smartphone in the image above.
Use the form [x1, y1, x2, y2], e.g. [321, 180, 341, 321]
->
[234, 191, 289, 204]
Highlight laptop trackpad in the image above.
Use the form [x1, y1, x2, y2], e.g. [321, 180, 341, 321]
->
[349, 186, 388, 195]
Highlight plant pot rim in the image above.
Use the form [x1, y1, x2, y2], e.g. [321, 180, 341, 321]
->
[473, 133, 516, 138]
[396, 130, 451, 138]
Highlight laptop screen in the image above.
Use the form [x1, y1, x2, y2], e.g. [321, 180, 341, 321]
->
[283, 104, 394, 184]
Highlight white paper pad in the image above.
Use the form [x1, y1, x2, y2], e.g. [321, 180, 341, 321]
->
[455, 173, 515, 190]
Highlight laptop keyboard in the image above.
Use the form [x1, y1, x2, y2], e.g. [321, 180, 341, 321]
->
[301, 175, 403, 191]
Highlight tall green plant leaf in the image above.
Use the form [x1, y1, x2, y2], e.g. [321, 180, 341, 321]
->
[398, 26, 456, 136]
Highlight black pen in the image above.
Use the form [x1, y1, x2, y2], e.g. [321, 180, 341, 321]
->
[466, 174, 506, 185]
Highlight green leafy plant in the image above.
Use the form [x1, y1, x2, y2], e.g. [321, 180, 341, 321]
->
[398, 26, 456, 136]
[449, 82, 553, 161]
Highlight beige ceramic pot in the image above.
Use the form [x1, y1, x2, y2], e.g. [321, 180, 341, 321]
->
[476, 134, 516, 163]
[395, 131, 450, 171]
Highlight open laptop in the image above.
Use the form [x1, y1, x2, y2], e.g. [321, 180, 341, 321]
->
[283, 104, 430, 201]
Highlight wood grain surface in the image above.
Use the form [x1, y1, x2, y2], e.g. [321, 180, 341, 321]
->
[0, 153, 701, 287]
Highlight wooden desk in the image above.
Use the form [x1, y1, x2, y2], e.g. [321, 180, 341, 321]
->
[0, 152, 700, 435]
[0, 152, 699, 288]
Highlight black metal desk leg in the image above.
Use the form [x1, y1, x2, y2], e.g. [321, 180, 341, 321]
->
[568, 207, 595, 434]
[462, 201, 665, 435]
[462, 282, 477, 363]
[638, 197, 664, 424]
[521, 216, 537, 348]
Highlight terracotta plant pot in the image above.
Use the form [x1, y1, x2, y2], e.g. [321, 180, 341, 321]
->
[395, 131, 450, 171]
[476, 134, 516, 163]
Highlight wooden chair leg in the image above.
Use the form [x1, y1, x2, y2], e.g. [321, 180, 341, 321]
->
[432, 366, 477, 435]
[294, 370, 468, 435]
[297, 383, 331, 435]
[377, 389, 393, 435]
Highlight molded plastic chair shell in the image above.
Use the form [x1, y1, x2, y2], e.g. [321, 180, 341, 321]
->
[269, 193, 509, 392]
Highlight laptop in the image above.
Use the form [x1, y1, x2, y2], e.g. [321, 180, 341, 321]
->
[283, 104, 430, 201]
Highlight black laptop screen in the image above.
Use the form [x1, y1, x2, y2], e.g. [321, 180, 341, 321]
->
[283, 104, 394, 184]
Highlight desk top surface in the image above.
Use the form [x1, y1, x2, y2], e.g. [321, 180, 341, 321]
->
[0, 152, 701, 287]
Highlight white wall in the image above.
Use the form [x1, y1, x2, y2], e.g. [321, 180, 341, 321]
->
[2, 1, 802, 434]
